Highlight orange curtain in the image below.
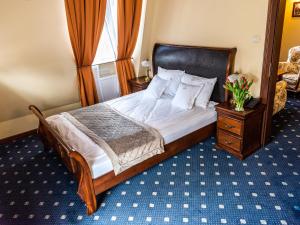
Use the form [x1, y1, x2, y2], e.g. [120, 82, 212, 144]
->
[116, 0, 143, 96]
[65, 0, 107, 107]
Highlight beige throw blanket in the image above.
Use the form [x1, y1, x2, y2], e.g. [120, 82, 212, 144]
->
[62, 103, 164, 175]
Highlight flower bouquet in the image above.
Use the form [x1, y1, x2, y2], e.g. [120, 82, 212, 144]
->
[223, 74, 253, 111]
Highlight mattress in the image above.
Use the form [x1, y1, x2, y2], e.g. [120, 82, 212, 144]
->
[46, 91, 217, 179]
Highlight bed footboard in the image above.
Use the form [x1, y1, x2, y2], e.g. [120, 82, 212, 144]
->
[69, 151, 97, 215]
[28, 105, 97, 215]
[29, 105, 74, 172]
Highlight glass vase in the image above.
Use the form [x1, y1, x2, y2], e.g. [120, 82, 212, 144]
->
[233, 95, 245, 112]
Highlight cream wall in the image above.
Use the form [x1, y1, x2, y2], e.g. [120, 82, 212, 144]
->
[132, 0, 148, 76]
[140, 0, 269, 97]
[0, 0, 80, 138]
[280, 0, 300, 61]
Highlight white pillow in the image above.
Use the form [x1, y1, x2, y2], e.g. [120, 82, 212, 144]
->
[143, 75, 168, 99]
[182, 73, 217, 108]
[172, 82, 204, 110]
[157, 66, 184, 96]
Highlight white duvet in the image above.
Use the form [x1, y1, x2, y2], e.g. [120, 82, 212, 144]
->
[47, 91, 217, 178]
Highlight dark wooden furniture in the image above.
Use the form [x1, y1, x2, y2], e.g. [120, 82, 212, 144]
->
[128, 76, 150, 93]
[216, 102, 265, 159]
[29, 43, 236, 215]
[260, 0, 286, 145]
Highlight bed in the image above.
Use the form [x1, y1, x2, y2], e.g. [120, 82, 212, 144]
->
[29, 43, 237, 214]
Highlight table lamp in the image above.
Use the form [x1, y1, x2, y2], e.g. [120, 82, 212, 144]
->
[141, 59, 151, 81]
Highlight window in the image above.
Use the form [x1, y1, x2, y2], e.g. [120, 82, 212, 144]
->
[93, 0, 117, 65]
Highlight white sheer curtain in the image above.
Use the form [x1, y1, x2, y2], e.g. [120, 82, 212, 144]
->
[105, 0, 117, 57]
[93, 0, 117, 65]
[93, 0, 118, 101]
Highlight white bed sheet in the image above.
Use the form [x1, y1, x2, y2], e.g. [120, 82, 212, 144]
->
[46, 91, 217, 179]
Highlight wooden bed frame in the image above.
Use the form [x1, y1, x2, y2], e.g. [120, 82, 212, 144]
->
[29, 43, 236, 215]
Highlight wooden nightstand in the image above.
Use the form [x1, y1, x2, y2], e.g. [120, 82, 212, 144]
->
[128, 76, 151, 93]
[215, 102, 265, 159]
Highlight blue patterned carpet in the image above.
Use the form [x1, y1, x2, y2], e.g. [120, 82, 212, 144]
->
[0, 97, 299, 225]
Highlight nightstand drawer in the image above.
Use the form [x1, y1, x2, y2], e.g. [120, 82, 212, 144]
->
[218, 115, 242, 135]
[131, 84, 146, 92]
[218, 130, 241, 152]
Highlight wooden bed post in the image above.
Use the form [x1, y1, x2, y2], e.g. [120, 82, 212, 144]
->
[69, 151, 97, 215]
[29, 105, 51, 151]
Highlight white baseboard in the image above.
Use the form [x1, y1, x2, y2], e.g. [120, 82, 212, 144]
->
[0, 102, 81, 139]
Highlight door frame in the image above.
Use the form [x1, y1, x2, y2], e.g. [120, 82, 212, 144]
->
[260, 0, 286, 145]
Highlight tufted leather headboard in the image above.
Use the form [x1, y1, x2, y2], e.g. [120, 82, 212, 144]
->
[152, 43, 237, 102]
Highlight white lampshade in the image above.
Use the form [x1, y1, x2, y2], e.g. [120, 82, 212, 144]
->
[141, 60, 151, 68]
[227, 74, 239, 83]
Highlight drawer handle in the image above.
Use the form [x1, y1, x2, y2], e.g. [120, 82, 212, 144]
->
[225, 124, 235, 129]
[224, 140, 232, 145]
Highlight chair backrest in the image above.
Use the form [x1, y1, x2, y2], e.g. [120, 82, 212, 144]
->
[287, 46, 300, 64]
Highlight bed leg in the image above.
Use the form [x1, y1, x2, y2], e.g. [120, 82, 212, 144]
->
[69, 151, 97, 215]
